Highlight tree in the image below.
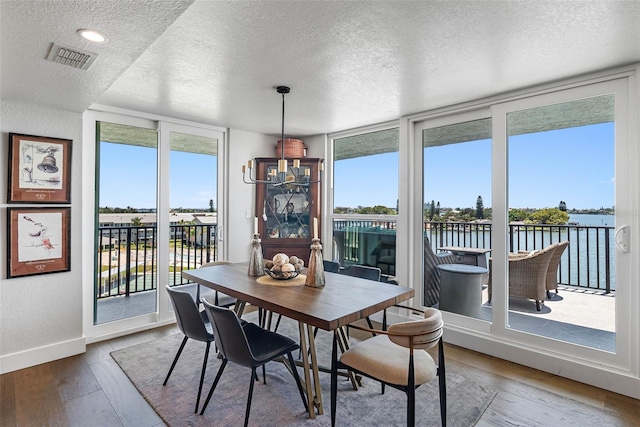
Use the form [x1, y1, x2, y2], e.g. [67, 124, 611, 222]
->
[476, 196, 484, 219]
[429, 200, 435, 220]
[209, 199, 214, 212]
[528, 208, 569, 225]
[509, 209, 530, 222]
[436, 201, 440, 216]
[131, 217, 143, 226]
[558, 200, 567, 211]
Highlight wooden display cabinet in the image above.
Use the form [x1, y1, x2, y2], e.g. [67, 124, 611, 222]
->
[254, 157, 322, 263]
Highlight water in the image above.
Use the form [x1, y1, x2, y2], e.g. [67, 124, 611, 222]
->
[569, 213, 614, 227]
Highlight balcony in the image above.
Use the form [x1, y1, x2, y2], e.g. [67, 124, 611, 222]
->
[95, 219, 616, 352]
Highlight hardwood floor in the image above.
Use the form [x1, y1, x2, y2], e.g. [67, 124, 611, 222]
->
[1, 322, 638, 426]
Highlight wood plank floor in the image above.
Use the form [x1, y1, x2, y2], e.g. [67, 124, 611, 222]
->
[1, 322, 638, 427]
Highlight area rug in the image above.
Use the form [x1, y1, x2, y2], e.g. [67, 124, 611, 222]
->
[111, 313, 497, 426]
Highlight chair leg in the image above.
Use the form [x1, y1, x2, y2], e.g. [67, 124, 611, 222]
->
[244, 368, 257, 427]
[438, 338, 447, 427]
[287, 352, 309, 413]
[330, 331, 338, 427]
[547, 290, 552, 299]
[199, 359, 228, 415]
[536, 300, 541, 311]
[163, 336, 188, 385]
[407, 356, 415, 427]
[195, 342, 211, 413]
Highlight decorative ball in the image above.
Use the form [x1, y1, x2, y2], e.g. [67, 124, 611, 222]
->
[265, 260, 274, 269]
[272, 253, 289, 267]
[289, 256, 299, 265]
[281, 263, 295, 272]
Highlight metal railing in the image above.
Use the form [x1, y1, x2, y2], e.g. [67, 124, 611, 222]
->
[332, 218, 615, 293]
[96, 224, 217, 299]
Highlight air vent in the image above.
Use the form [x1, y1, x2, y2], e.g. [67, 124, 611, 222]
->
[46, 42, 98, 70]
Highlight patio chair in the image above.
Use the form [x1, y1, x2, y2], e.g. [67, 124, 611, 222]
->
[423, 237, 457, 308]
[545, 241, 569, 298]
[330, 306, 446, 427]
[373, 240, 396, 276]
[488, 243, 556, 311]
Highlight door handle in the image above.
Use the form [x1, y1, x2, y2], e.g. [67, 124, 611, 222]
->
[614, 225, 629, 253]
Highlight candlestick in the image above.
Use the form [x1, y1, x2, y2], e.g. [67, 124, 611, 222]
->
[254, 216, 258, 235]
[313, 218, 318, 240]
[248, 233, 264, 277]
[305, 238, 325, 287]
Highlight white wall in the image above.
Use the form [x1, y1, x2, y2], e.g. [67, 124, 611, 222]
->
[0, 100, 85, 373]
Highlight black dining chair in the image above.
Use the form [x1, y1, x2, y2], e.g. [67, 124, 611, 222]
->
[344, 264, 382, 282]
[164, 285, 215, 414]
[197, 261, 237, 308]
[323, 260, 341, 273]
[199, 297, 308, 426]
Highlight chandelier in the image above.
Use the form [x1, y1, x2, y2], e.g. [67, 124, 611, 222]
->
[242, 86, 323, 186]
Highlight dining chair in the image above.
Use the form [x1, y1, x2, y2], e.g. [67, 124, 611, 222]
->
[323, 259, 341, 273]
[344, 264, 382, 282]
[343, 264, 382, 330]
[198, 261, 237, 308]
[199, 297, 308, 426]
[164, 285, 215, 414]
[330, 306, 446, 427]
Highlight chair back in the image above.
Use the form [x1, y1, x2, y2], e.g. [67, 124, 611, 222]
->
[201, 297, 254, 367]
[546, 240, 569, 288]
[344, 264, 381, 281]
[200, 260, 232, 268]
[166, 286, 212, 342]
[323, 260, 341, 273]
[423, 237, 456, 307]
[387, 308, 443, 350]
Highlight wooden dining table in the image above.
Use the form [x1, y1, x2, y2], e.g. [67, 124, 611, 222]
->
[181, 262, 414, 419]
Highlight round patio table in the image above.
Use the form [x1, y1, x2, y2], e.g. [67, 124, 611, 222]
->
[437, 264, 488, 317]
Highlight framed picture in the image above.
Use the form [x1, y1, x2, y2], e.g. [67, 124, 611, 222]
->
[7, 207, 71, 278]
[7, 133, 72, 203]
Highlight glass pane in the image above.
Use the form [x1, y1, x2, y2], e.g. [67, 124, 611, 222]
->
[168, 132, 218, 290]
[95, 122, 158, 324]
[506, 95, 615, 351]
[332, 128, 398, 276]
[423, 118, 492, 318]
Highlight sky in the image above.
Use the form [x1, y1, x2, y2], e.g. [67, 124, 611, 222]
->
[99, 122, 614, 211]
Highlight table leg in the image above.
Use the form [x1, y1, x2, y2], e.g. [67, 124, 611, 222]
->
[306, 323, 323, 415]
[297, 322, 317, 418]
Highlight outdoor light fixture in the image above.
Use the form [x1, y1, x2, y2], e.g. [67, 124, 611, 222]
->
[242, 86, 323, 187]
[77, 29, 108, 43]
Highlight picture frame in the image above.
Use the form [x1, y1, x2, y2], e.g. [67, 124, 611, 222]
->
[7, 207, 71, 278]
[7, 133, 72, 203]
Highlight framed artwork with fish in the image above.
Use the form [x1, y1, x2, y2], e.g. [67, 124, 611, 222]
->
[7, 133, 72, 203]
[7, 207, 70, 278]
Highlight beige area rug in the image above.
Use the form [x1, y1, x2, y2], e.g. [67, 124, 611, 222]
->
[111, 312, 497, 426]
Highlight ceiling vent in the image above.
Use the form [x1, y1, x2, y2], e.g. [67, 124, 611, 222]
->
[46, 42, 98, 70]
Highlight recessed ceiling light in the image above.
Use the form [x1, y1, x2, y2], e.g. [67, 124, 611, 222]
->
[77, 29, 108, 43]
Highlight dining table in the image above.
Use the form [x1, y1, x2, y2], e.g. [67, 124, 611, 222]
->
[181, 262, 414, 419]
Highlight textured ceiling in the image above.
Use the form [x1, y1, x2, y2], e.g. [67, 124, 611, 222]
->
[2, 0, 639, 140]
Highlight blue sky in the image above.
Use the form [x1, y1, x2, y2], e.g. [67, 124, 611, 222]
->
[100, 122, 613, 211]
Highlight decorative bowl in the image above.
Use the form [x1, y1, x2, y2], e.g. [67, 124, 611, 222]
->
[264, 268, 300, 280]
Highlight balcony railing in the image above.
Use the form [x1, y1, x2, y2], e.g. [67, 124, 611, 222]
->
[332, 217, 615, 293]
[96, 224, 217, 299]
[95, 218, 615, 300]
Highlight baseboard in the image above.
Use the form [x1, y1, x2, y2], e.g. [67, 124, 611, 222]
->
[0, 337, 86, 375]
[444, 326, 640, 400]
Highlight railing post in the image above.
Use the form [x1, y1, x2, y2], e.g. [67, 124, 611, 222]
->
[125, 227, 132, 297]
[604, 228, 611, 294]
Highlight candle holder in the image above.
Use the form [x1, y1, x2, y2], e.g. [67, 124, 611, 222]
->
[248, 233, 265, 277]
[305, 238, 325, 287]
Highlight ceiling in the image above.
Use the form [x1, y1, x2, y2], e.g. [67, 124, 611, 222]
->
[2, 1, 640, 139]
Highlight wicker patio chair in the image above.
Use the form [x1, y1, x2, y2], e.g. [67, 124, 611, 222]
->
[544, 241, 569, 298]
[488, 243, 556, 311]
